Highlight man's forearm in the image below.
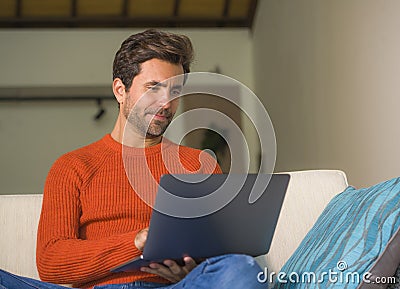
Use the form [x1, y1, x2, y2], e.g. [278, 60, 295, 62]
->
[36, 229, 142, 285]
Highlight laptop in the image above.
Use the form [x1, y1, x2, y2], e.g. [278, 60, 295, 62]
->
[111, 173, 290, 272]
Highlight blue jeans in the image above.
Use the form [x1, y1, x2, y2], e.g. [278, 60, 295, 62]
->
[0, 254, 267, 289]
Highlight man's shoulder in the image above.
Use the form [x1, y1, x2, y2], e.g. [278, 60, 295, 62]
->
[52, 136, 109, 170]
[63, 137, 104, 158]
[174, 144, 219, 164]
[176, 144, 202, 155]
[45, 135, 116, 186]
[176, 144, 216, 158]
[173, 144, 221, 173]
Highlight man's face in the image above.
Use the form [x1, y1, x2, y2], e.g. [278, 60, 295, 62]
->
[122, 58, 184, 138]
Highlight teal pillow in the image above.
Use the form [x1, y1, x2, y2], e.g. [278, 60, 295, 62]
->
[273, 178, 400, 289]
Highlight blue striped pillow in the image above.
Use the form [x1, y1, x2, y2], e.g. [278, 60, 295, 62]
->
[273, 177, 400, 289]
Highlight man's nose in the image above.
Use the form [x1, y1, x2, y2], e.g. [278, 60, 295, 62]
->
[157, 89, 172, 108]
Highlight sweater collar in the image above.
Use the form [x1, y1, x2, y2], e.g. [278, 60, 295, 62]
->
[101, 134, 174, 156]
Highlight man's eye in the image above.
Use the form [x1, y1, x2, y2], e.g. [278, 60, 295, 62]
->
[171, 89, 182, 96]
[150, 86, 159, 91]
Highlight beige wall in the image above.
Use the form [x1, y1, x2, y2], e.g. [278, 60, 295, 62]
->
[253, 0, 400, 187]
[0, 28, 254, 194]
[3, 0, 400, 193]
[0, 28, 254, 87]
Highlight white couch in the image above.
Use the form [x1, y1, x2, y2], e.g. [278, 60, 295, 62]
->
[0, 170, 349, 283]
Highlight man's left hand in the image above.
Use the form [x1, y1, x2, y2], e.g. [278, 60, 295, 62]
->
[140, 256, 197, 283]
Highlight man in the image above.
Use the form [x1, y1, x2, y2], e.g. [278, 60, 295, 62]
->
[0, 29, 266, 289]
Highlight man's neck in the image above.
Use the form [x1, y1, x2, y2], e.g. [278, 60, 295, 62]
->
[111, 115, 162, 148]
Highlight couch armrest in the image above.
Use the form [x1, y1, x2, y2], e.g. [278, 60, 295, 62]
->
[0, 194, 43, 279]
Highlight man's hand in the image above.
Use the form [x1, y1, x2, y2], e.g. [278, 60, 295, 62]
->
[140, 256, 197, 283]
[134, 228, 148, 251]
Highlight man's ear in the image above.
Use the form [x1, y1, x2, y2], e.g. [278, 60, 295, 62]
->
[112, 78, 126, 105]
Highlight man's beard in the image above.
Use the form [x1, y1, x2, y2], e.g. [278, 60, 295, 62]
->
[124, 105, 173, 138]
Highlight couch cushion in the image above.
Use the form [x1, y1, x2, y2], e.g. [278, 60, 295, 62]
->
[273, 177, 400, 289]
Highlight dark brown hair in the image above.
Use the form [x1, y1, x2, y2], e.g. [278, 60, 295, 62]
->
[113, 29, 194, 91]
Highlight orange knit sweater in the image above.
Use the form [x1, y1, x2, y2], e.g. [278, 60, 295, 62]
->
[36, 134, 221, 288]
